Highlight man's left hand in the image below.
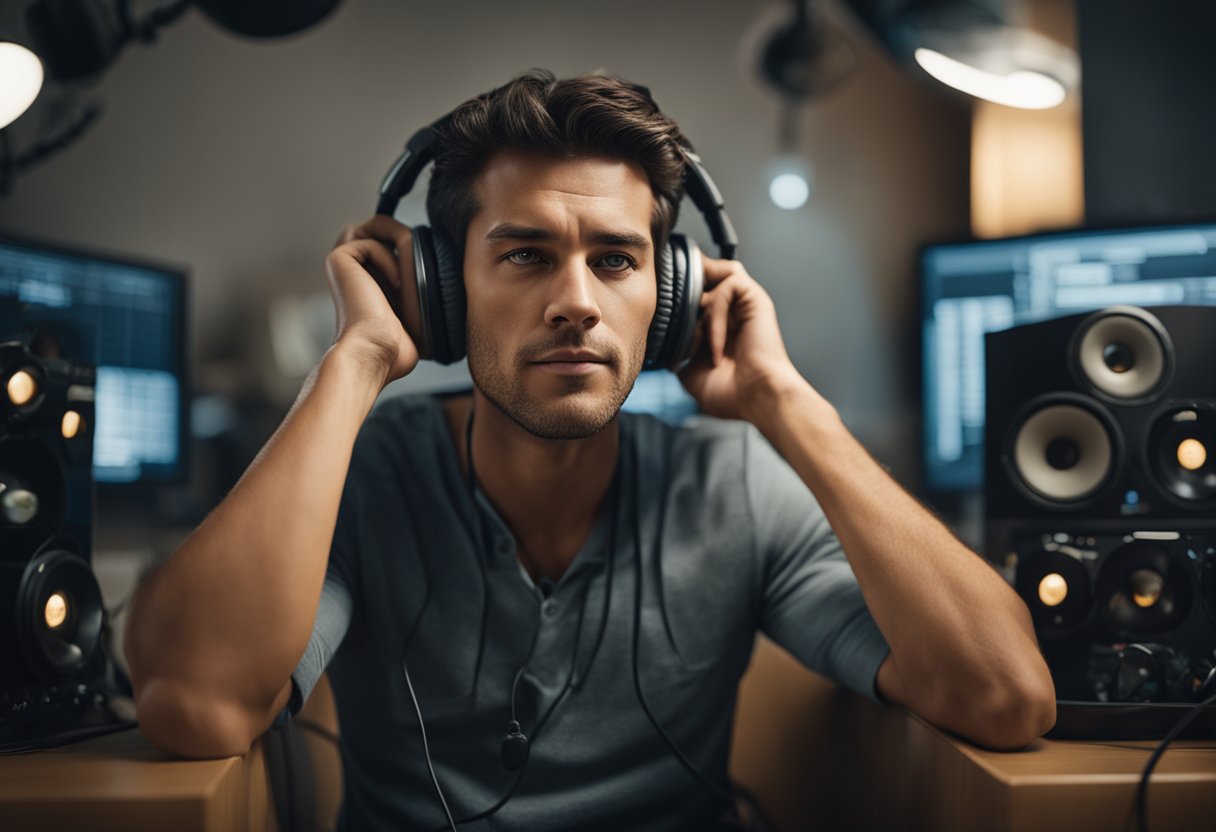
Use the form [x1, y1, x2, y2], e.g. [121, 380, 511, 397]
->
[677, 257, 807, 422]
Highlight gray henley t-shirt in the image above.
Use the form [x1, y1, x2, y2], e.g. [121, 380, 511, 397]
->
[282, 394, 890, 831]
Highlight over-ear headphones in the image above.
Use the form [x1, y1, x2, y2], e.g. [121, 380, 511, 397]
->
[375, 114, 738, 372]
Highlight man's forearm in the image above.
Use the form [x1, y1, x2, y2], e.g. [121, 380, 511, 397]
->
[747, 379, 1055, 748]
[125, 342, 387, 752]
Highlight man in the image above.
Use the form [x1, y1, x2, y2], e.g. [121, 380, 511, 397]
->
[124, 71, 1055, 831]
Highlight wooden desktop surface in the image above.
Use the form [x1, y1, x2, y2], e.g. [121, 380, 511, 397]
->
[2, 641, 1214, 832]
[729, 638, 1216, 832]
[0, 726, 276, 832]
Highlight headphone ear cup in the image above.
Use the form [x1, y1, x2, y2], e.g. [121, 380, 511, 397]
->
[408, 225, 439, 362]
[645, 234, 704, 371]
[645, 243, 677, 370]
[429, 226, 466, 365]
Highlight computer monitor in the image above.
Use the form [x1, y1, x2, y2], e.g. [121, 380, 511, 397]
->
[920, 222, 1216, 494]
[0, 233, 189, 490]
[622, 370, 699, 425]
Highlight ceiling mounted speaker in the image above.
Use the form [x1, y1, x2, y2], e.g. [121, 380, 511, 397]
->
[193, 0, 343, 38]
[1073, 306, 1172, 401]
[1010, 398, 1117, 503]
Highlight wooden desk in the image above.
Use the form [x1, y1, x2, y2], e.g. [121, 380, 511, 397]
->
[731, 637, 1216, 832]
[0, 727, 276, 832]
[848, 706, 1216, 832]
[3, 642, 1213, 832]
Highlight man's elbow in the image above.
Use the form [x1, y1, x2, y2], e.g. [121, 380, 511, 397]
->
[134, 677, 259, 759]
[973, 685, 1056, 750]
[959, 671, 1057, 750]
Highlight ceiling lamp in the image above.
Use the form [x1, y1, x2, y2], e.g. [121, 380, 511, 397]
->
[844, 0, 1079, 110]
[911, 25, 1077, 109]
[753, 0, 855, 210]
[1, 0, 343, 190]
[0, 41, 44, 129]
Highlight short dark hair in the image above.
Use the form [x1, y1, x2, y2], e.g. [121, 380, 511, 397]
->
[426, 69, 691, 254]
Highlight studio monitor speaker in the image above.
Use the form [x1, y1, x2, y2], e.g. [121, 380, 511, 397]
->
[0, 337, 117, 751]
[985, 306, 1216, 733]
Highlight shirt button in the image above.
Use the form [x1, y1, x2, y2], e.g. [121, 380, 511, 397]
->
[541, 598, 559, 618]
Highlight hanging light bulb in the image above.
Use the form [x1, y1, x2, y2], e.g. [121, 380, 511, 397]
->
[768, 155, 813, 210]
[751, 1, 853, 212]
[0, 41, 44, 129]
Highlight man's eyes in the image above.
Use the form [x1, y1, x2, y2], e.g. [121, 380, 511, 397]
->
[502, 250, 638, 273]
[595, 253, 637, 272]
[505, 249, 543, 265]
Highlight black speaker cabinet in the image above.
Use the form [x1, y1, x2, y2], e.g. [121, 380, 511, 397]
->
[985, 306, 1216, 730]
[0, 339, 113, 750]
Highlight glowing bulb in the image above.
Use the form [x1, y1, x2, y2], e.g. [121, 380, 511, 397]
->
[1130, 569, 1163, 609]
[44, 591, 68, 629]
[914, 47, 1066, 109]
[769, 172, 809, 210]
[1177, 438, 1207, 471]
[6, 368, 37, 406]
[0, 42, 43, 129]
[61, 410, 82, 439]
[1037, 573, 1068, 607]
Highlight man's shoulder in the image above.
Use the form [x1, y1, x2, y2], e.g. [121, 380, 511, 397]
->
[352, 392, 452, 460]
[366, 390, 448, 426]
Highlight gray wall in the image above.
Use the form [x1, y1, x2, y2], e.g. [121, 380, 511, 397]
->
[0, 0, 970, 489]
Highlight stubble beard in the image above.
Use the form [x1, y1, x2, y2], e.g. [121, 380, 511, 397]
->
[466, 319, 645, 440]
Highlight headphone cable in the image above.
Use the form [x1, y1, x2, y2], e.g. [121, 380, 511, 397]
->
[416, 409, 623, 831]
[629, 431, 735, 810]
[404, 658, 457, 832]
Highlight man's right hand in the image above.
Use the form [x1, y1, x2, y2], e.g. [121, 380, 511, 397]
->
[326, 215, 425, 386]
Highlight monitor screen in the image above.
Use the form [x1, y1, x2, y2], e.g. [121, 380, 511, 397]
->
[0, 233, 188, 487]
[921, 222, 1216, 493]
[622, 370, 699, 425]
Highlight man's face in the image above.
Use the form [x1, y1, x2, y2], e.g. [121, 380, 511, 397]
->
[463, 149, 658, 440]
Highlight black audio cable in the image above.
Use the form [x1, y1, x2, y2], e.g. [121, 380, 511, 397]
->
[411, 407, 622, 831]
[629, 436, 735, 812]
[1136, 688, 1216, 832]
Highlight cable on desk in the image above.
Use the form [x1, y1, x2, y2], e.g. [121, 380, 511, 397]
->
[1137, 689, 1216, 832]
[0, 719, 137, 756]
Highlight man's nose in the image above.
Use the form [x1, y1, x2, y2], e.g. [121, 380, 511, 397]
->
[544, 260, 601, 329]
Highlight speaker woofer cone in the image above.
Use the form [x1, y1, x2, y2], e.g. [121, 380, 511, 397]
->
[15, 543, 103, 681]
[0, 439, 68, 541]
[1015, 548, 1092, 630]
[1096, 541, 1192, 637]
[1010, 399, 1117, 503]
[1073, 306, 1172, 401]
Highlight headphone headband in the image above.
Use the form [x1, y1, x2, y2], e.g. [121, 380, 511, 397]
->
[377, 121, 737, 260]
[373, 90, 741, 371]
[376, 123, 440, 216]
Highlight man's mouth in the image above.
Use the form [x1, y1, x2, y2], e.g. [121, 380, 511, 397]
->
[533, 349, 607, 363]
[530, 349, 610, 375]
